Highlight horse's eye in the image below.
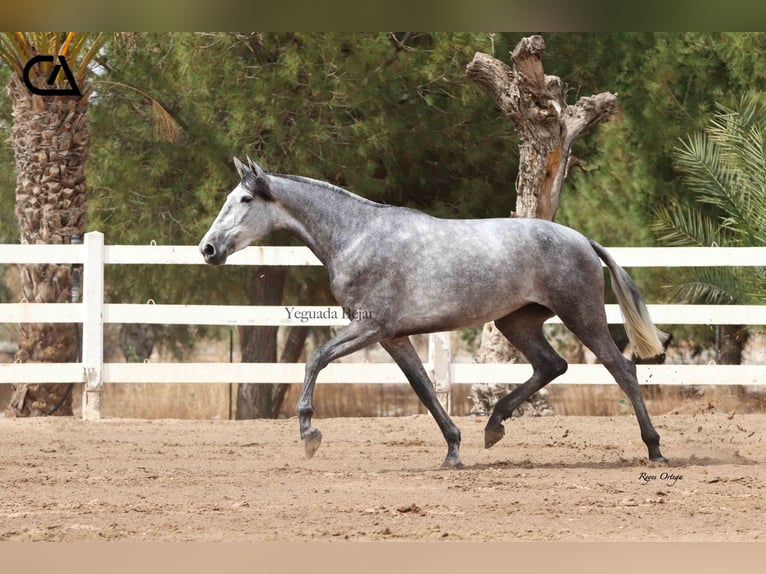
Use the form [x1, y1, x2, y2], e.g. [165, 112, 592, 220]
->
[240, 195, 253, 204]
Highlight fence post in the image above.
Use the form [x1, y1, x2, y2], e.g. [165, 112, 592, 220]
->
[81, 231, 104, 420]
[428, 332, 451, 414]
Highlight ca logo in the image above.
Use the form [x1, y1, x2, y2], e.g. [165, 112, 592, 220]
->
[23, 55, 82, 97]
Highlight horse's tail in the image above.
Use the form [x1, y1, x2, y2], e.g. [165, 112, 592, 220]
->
[589, 239, 669, 359]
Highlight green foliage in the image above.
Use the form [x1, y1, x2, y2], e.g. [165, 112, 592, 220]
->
[550, 33, 766, 312]
[6, 33, 766, 335]
[554, 33, 765, 246]
[653, 94, 766, 306]
[85, 33, 522, 311]
[75, 32, 529, 353]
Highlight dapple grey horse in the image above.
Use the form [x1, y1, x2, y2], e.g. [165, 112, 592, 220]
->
[200, 157, 669, 467]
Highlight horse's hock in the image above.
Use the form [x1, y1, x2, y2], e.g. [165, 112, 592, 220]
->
[469, 322, 553, 417]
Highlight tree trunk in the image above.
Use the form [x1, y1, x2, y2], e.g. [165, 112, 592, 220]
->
[719, 325, 748, 365]
[465, 35, 619, 415]
[237, 321, 309, 419]
[7, 76, 90, 417]
[272, 323, 309, 418]
[236, 267, 286, 419]
[119, 324, 157, 362]
[236, 267, 309, 419]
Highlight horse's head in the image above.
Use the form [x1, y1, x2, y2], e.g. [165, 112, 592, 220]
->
[199, 157, 277, 265]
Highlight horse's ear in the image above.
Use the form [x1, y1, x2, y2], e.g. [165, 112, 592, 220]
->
[246, 156, 267, 180]
[233, 156, 247, 178]
[237, 156, 274, 201]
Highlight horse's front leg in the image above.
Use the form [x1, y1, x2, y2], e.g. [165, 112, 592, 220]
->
[296, 321, 385, 459]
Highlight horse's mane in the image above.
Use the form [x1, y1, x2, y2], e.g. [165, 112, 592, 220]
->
[272, 174, 387, 208]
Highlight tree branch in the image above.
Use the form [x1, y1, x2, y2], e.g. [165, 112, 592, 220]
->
[465, 51, 517, 116]
[466, 35, 618, 220]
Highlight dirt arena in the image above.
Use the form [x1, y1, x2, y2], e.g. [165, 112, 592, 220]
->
[0, 412, 763, 542]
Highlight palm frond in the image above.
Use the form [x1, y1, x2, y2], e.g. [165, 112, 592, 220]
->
[708, 96, 766, 243]
[0, 32, 105, 86]
[73, 33, 106, 85]
[0, 32, 31, 73]
[652, 201, 731, 247]
[674, 132, 730, 200]
[12, 32, 28, 52]
[655, 92, 766, 306]
[666, 267, 745, 305]
[745, 267, 766, 304]
[93, 79, 181, 143]
[738, 123, 766, 243]
[150, 99, 181, 143]
[59, 32, 75, 56]
[0, 39, 21, 72]
[675, 132, 749, 231]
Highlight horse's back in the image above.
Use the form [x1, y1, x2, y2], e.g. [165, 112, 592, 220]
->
[332, 212, 604, 333]
[371, 212, 599, 274]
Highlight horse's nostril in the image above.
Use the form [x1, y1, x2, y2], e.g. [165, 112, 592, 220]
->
[203, 244, 216, 257]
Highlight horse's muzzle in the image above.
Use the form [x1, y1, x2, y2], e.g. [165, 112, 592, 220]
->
[200, 242, 227, 266]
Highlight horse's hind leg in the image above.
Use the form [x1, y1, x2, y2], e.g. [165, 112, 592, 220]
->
[381, 337, 462, 468]
[485, 304, 568, 449]
[557, 306, 667, 463]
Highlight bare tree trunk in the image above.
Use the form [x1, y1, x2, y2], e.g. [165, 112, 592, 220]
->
[719, 325, 747, 365]
[236, 267, 287, 419]
[236, 268, 309, 419]
[119, 324, 156, 362]
[465, 35, 619, 415]
[272, 323, 309, 418]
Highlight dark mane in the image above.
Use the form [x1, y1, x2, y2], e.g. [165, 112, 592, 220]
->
[272, 173, 387, 208]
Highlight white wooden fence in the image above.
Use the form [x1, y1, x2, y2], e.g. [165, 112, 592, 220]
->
[1, 231, 765, 419]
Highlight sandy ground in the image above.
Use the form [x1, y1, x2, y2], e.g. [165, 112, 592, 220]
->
[0, 413, 764, 542]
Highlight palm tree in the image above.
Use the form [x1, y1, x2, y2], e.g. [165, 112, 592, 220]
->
[0, 33, 106, 415]
[654, 93, 766, 363]
[1, 33, 179, 416]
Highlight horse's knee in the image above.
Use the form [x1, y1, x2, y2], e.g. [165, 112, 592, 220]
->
[546, 357, 568, 380]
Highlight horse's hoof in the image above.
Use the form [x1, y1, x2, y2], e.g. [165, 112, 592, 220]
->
[484, 424, 505, 449]
[302, 427, 322, 459]
[649, 454, 669, 464]
[441, 457, 464, 469]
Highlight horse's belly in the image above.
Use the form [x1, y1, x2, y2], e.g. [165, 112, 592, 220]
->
[392, 282, 530, 334]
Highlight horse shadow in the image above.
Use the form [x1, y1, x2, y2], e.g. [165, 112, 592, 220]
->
[395, 452, 758, 473]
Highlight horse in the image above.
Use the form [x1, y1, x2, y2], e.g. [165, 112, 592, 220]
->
[199, 157, 670, 468]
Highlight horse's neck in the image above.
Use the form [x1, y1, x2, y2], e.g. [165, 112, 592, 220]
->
[272, 175, 378, 265]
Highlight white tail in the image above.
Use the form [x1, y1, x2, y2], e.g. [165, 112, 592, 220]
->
[589, 240, 669, 359]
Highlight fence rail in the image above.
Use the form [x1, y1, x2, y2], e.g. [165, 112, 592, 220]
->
[2, 232, 765, 419]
